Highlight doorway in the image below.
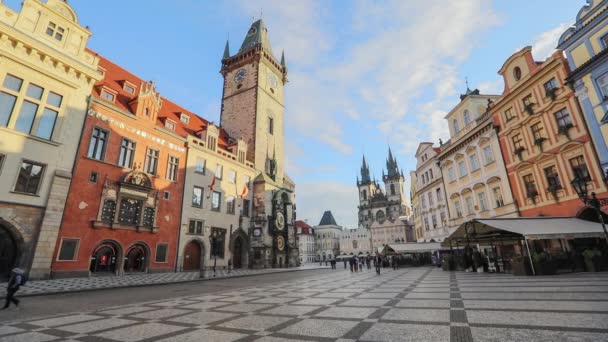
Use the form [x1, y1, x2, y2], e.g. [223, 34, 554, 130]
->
[90, 241, 120, 274]
[183, 240, 202, 271]
[233, 237, 243, 268]
[0, 225, 17, 281]
[124, 244, 147, 272]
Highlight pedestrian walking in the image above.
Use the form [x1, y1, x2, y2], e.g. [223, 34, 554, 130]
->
[343, 259, 347, 269]
[3, 268, 25, 310]
[367, 257, 371, 270]
[375, 255, 382, 275]
[349, 257, 354, 272]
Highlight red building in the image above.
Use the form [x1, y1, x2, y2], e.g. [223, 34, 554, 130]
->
[491, 47, 608, 220]
[50, 55, 193, 277]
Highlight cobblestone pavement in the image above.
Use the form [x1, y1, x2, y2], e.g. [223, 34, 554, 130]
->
[0, 265, 328, 297]
[1, 267, 608, 341]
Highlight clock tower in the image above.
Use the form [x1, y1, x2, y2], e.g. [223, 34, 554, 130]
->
[220, 19, 288, 181]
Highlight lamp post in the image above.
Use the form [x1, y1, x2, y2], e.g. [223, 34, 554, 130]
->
[211, 229, 218, 277]
[571, 176, 608, 243]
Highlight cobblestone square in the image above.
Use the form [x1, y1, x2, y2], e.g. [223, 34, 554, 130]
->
[2, 268, 608, 341]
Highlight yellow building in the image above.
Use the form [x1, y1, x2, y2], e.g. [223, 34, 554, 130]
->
[558, 0, 608, 174]
[409, 171, 422, 241]
[0, 0, 100, 279]
[438, 89, 518, 231]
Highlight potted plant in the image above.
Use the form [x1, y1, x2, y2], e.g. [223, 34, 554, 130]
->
[583, 249, 602, 272]
[546, 183, 560, 202]
[532, 251, 556, 275]
[526, 188, 538, 204]
[515, 147, 526, 161]
[545, 87, 558, 101]
[511, 255, 532, 276]
[524, 103, 535, 115]
[534, 137, 547, 152]
[558, 123, 574, 140]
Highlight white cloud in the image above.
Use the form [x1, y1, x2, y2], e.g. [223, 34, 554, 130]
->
[296, 181, 359, 228]
[478, 79, 504, 95]
[531, 23, 570, 61]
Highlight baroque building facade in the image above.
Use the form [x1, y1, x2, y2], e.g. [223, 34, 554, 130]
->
[0, 0, 100, 279]
[438, 88, 519, 233]
[491, 47, 607, 218]
[558, 0, 608, 174]
[339, 227, 373, 256]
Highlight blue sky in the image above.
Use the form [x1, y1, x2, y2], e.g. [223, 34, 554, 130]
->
[7, 0, 585, 227]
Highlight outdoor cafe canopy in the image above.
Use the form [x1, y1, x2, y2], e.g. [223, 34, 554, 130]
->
[382, 242, 442, 255]
[443, 217, 606, 246]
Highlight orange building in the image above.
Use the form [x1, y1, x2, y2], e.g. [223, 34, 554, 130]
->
[50, 55, 193, 277]
[491, 47, 608, 220]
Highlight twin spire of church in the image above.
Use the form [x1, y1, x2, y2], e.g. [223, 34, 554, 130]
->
[358, 147, 402, 185]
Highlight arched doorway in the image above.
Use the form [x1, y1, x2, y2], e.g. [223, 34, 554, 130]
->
[233, 237, 244, 268]
[90, 241, 120, 274]
[183, 240, 202, 271]
[124, 244, 147, 273]
[0, 225, 18, 280]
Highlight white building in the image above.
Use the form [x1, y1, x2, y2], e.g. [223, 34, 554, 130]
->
[314, 211, 342, 261]
[295, 220, 316, 264]
[339, 227, 373, 256]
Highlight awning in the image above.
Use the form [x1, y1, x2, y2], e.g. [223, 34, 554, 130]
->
[444, 217, 605, 244]
[383, 242, 441, 254]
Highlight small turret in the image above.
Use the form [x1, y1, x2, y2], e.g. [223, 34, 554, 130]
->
[223, 40, 230, 59]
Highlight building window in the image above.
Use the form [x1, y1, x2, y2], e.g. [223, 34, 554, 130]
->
[431, 215, 437, 228]
[228, 170, 236, 183]
[458, 161, 467, 178]
[512, 134, 524, 150]
[211, 191, 221, 211]
[242, 199, 250, 217]
[554, 108, 572, 129]
[207, 135, 216, 151]
[189, 220, 204, 235]
[597, 72, 608, 98]
[469, 153, 480, 171]
[195, 158, 206, 174]
[390, 184, 396, 195]
[440, 211, 446, 225]
[544, 165, 562, 189]
[492, 187, 504, 207]
[118, 198, 143, 225]
[455, 200, 463, 217]
[215, 164, 223, 179]
[87, 127, 108, 161]
[0, 77, 19, 127]
[163, 191, 170, 200]
[522, 94, 534, 107]
[513, 67, 522, 81]
[45, 22, 65, 41]
[421, 196, 427, 209]
[180, 113, 190, 124]
[14, 161, 44, 195]
[226, 196, 236, 214]
[436, 188, 442, 202]
[123, 84, 135, 94]
[57, 238, 79, 261]
[101, 199, 116, 223]
[428, 192, 434, 206]
[423, 218, 429, 231]
[504, 108, 515, 122]
[465, 197, 474, 215]
[155, 244, 168, 263]
[142, 207, 155, 227]
[268, 117, 274, 134]
[482, 146, 494, 164]
[166, 156, 179, 181]
[478, 192, 488, 211]
[448, 167, 455, 182]
[453, 119, 460, 133]
[238, 150, 246, 163]
[192, 186, 203, 208]
[523, 174, 538, 197]
[210, 228, 226, 258]
[118, 138, 136, 168]
[89, 172, 98, 183]
[463, 110, 471, 126]
[429, 169, 433, 179]
[570, 155, 590, 181]
[165, 120, 175, 131]
[100, 90, 115, 102]
[544, 78, 558, 93]
[531, 122, 545, 141]
[144, 148, 159, 175]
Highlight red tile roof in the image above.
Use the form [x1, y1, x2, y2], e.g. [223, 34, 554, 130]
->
[92, 52, 231, 149]
[295, 220, 314, 234]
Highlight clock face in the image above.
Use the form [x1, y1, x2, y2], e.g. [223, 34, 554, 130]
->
[234, 68, 247, 83]
[253, 228, 262, 237]
[275, 212, 285, 230]
[267, 73, 278, 88]
[277, 235, 285, 251]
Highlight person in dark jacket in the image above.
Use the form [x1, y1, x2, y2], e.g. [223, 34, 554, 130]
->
[3, 268, 24, 309]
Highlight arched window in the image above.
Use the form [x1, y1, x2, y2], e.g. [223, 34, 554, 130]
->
[390, 184, 395, 195]
[463, 110, 471, 126]
[453, 119, 460, 133]
[362, 189, 367, 200]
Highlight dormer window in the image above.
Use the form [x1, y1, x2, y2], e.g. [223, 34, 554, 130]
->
[100, 89, 116, 103]
[513, 67, 522, 81]
[165, 120, 176, 131]
[180, 113, 190, 124]
[122, 81, 136, 94]
[97, 67, 106, 77]
[46, 22, 65, 41]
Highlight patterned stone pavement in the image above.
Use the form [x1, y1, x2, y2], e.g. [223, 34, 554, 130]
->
[0, 265, 328, 297]
[2, 267, 608, 341]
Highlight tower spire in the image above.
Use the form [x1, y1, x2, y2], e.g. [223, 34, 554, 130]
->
[280, 50, 286, 68]
[223, 40, 230, 59]
[386, 146, 399, 179]
[360, 154, 371, 184]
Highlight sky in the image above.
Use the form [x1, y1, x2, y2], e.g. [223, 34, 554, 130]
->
[7, 0, 586, 228]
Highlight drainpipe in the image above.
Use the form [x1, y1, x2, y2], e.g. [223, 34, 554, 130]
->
[524, 237, 536, 276]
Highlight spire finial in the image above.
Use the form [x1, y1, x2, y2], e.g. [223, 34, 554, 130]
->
[223, 39, 230, 59]
[280, 50, 286, 68]
[465, 76, 469, 90]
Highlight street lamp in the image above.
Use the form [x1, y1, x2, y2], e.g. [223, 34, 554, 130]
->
[211, 229, 218, 277]
[571, 176, 608, 243]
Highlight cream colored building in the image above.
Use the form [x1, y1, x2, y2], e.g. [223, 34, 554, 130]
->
[314, 211, 342, 260]
[0, 0, 100, 279]
[339, 227, 372, 256]
[413, 143, 450, 242]
[410, 171, 422, 241]
[438, 89, 518, 232]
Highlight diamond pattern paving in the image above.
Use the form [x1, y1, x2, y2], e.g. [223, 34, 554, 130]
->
[2, 268, 608, 341]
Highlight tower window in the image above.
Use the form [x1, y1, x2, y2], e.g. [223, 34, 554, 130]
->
[268, 117, 274, 135]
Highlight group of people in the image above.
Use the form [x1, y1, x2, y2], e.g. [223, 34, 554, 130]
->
[319, 254, 385, 275]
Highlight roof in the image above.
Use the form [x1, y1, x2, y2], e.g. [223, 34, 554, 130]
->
[295, 220, 312, 229]
[383, 242, 441, 253]
[94, 54, 231, 149]
[318, 211, 338, 226]
[239, 19, 274, 55]
[446, 217, 606, 242]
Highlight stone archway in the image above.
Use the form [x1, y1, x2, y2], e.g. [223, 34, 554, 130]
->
[90, 240, 122, 275]
[0, 222, 21, 281]
[183, 239, 204, 271]
[124, 242, 149, 273]
[230, 229, 249, 269]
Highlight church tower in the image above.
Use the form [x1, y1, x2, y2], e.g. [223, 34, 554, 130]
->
[357, 155, 376, 228]
[219, 19, 288, 181]
[382, 147, 407, 219]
